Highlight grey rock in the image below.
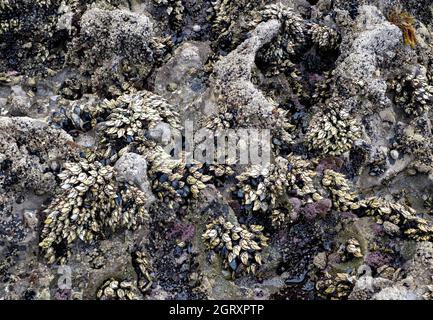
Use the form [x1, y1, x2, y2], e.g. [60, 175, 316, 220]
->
[114, 153, 155, 203]
[383, 221, 400, 236]
[390, 150, 399, 160]
[313, 252, 328, 270]
[373, 286, 420, 300]
[147, 122, 173, 146]
[154, 41, 211, 108]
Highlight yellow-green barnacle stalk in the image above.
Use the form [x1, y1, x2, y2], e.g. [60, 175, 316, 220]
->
[306, 103, 361, 156]
[202, 216, 268, 276]
[321, 169, 359, 212]
[358, 197, 433, 241]
[39, 159, 149, 264]
[96, 278, 140, 300]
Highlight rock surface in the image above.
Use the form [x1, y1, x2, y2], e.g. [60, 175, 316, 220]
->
[1, 0, 433, 301]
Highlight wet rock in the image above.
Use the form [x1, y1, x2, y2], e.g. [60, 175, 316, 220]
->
[383, 221, 400, 236]
[390, 150, 399, 160]
[313, 252, 328, 270]
[147, 122, 173, 146]
[114, 153, 154, 202]
[154, 41, 211, 108]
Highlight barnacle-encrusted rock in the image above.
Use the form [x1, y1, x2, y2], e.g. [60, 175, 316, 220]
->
[202, 216, 268, 276]
[306, 100, 361, 156]
[4, 0, 433, 302]
[391, 65, 433, 116]
[202, 18, 296, 150]
[316, 272, 354, 300]
[39, 158, 149, 264]
[338, 238, 363, 261]
[321, 169, 359, 211]
[0, 116, 76, 197]
[359, 198, 433, 241]
[0, 0, 72, 74]
[235, 155, 317, 223]
[145, 147, 213, 208]
[310, 24, 340, 50]
[209, 18, 280, 122]
[96, 278, 140, 300]
[333, 5, 402, 106]
[114, 152, 153, 199]
[67, 90, 180, 162]
[70, 7, 156, 95]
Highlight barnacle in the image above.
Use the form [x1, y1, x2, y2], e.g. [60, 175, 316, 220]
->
[153, 0, 185, 30]
[306, 100, 361, 156]
[315, 272, 354, 300]
[358, 198, 433, 241]
[39, 159, 149, 264]
[132, 250, 153, 293]
[390, 66, 433, 116]
[310, 24, 340, 50]
[338, 238, 363, 261]
[254, 3, 307, 76]
[235, 155, 317, 224]
[145, 147, 213, 208]
[388, 9, 417, 48]
[202, 216, 268, 276]
[96, 278, 140, 300]
[321, 169, 359, 212]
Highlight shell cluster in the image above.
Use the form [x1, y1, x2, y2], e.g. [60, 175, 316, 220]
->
[146, 148, 214, 208]
[96, 278, 140, 300]
[254, 3, 340, 76]
[209, 0, 260, 50]
[95, 91, 180, 161]
[338, 238, 363, 261]
[39, 159, 149, 264]
[322, 169, 433, 241]
[202, 216, 268, 275]
[359, 198, 433, 241]
[254, 3, 307, 76]
[234, 155, 317, 223]
[391, 66, 433, 116]
[306, 100, 361, 156]
[153, 0, 184, 30]
[310, 24, 340, 50]
[315, 272, 354, 300]
[321, 169, 359, 212]
[132, 250, 153, 293]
